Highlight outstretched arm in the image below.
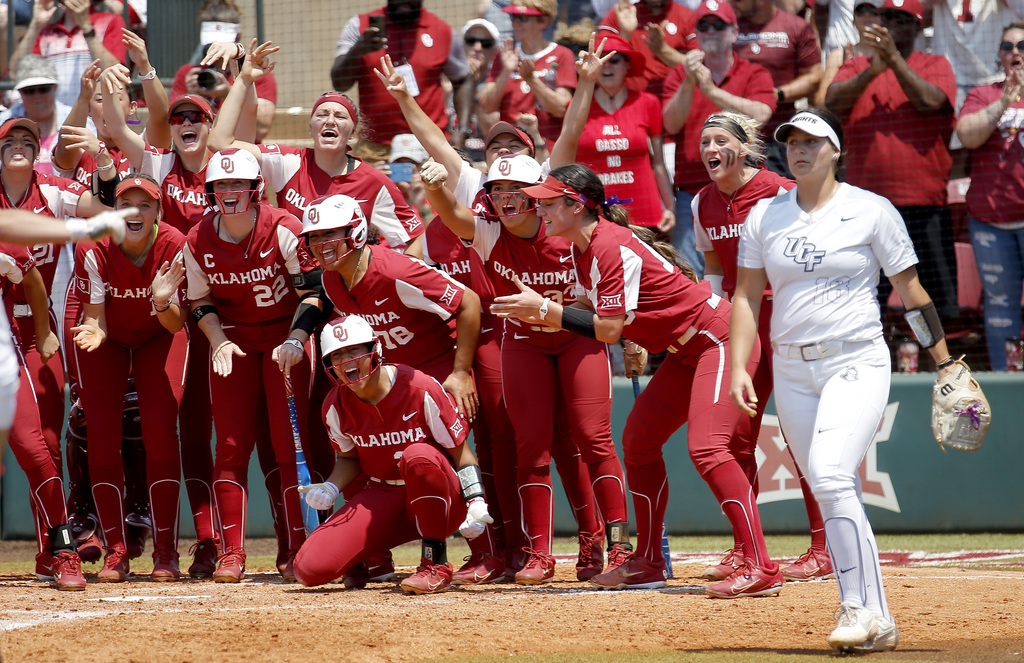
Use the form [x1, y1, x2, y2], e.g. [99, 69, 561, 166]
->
[421, 161, 479, 240]
[100, 65, 147, 169]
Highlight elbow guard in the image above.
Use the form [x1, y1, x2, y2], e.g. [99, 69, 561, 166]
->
[291, 296, 333, 336]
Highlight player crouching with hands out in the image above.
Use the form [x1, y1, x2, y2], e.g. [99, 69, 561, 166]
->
[292, 315, 493, 594]
[729, 109, 959, 652]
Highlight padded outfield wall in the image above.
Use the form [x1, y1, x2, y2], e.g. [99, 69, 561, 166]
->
[1, 373, 1017, 538]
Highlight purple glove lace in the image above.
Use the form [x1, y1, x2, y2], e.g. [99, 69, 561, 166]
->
[957, 401, 983, 429]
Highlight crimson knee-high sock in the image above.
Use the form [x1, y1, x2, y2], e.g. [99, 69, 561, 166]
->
[181, 438, 215, 541]
[148, 478, 180, 551]
[798, 471, 827, 550]
[704, 461, 772, 568]
[586, 457, 629, 524]
[551, 443, 601, 537]
[518, 465, 554, 554]
[214, 468, 248, 553]
[624, 458, 668, 563]
[91, 474, 125, 548]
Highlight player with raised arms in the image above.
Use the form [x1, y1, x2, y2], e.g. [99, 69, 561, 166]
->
[423, 154, 631, 585]
[730, 108, 956, 651]
[182, 148, 318, 583]
[70, 175, 189, 582]
[693, 110, 832, 583]
[293, 314, 493, 594]
[489, 163, 783, 597]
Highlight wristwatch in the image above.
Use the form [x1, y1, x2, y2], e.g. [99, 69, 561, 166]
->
[775, 87, 785, 104]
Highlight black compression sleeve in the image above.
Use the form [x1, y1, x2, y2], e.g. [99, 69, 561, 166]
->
[560, 306, 597, 339]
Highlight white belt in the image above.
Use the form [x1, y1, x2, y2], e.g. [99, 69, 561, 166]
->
[774, 341, 841, 361]
[11, 304, 30, 318]
[369, 476, 405, 486]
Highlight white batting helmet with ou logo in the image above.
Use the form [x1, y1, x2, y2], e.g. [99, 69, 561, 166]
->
[320, 314, 383, 385]
[301, 194, 368, 266]
[204, 148, 265, 214]
[486, 154, 543, 186]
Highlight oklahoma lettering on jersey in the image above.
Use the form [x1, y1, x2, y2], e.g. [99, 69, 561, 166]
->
[321, 244, 463, 368]
[322, 364, 468, 481]
[574, 219, 713, 354]
[693, 168, 793, 295]
[74, 224, 186, 346]
[183, 204, 309, 327]
[468, 205, 577, 343]
[140, 144, 210, 235]
[258, 145, 424, 250]
[2, 172, 84, 303]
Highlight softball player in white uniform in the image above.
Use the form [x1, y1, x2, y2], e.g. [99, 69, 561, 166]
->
[729, 109, 956, 653]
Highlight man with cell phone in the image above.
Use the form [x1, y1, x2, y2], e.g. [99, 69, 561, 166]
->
[387, 133, 432, 222]
[330, 0, 473, 161]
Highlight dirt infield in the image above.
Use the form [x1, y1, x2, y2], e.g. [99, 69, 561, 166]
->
[1, 543, 1022, 663]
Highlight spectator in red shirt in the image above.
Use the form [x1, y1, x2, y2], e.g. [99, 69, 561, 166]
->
[9, 0, 126, 108]
[599, 0, 698, 99]
[662, 0, 775, 277]
[729, 0, 821, 177]
[825, 0, 958, 326]
[480, 0, 576, 148]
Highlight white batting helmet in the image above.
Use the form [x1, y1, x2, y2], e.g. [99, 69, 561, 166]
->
[483, 154, 542, 218]
[320, 314, 383, 385]
[301, 194, 368, 266]
[205, 148, 265, 214]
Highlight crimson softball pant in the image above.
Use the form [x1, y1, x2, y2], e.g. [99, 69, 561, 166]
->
[75, 329, 188, 553]
[501, 332, 626, 555]
[472, 319, 524, 560]
[622, 305, 760, 564]
[9, 357, 67, 557]
[180, 321, 216, 542]
[12, 314, 63, 469]
[293, 442, 469, 587]
[210, 322, 310, 560]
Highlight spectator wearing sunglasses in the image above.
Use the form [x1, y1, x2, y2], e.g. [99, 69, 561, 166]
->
[662, 0, 775, 276]
[480, 0, 577, 148]
[462, 18, 502, 160]
[825, 0, 959, 331]
[955, 23, 1024, 369]
[1, 55, 73, 176]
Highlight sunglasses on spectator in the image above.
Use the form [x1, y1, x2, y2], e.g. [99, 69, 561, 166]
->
[464, 36, 496, 48]
[854, 4, 879, 16]
[607, 54, 627, 65]
[880, 9, 916, 24]
[169, 110, 211, 125]
[509, 14, 538, 22]
[1000, 40, 1024, 53]
[20, 85, 55, 95]
[697, 19, 730, 32]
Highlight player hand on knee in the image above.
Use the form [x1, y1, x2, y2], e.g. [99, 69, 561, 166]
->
[298, 481, 339, 510]
[622, 340, 648, 378]
[729, 371, 758, 418]
[212, 340, 246, 377]
[459, 498, 494, 540]
[442, 370, 479, 421]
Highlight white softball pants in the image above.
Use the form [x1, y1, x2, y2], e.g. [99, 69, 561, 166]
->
[772, 338, 891, 619]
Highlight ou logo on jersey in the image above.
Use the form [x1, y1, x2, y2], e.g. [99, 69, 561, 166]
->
[783, 237, 825, 272]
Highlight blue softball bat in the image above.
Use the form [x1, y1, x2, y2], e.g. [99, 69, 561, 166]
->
[285, 377, 319, 535]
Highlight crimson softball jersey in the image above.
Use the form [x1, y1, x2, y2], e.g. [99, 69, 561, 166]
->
[257, 145, 424, 249]
[321, 244, 464, 367]
[183, 205, 310, 330]
[139, 145, 210, 235]
[73, 225, 187, 345]
[574, 219, 717, 353]
[55, 145, 133, 187]
[0, 243, 34, 311]
[322, 364, 469, 482]
[693, 168, 793, 296]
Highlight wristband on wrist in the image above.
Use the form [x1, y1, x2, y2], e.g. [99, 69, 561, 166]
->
[775, 87, 785, 104]
[456, 464, 485, 502]
[283, 337, 305, 351]
[936, 356, 956, 370]
[138, 68, 157, 81]
[153, 299, 171, 312]
[235, 43, 245, 59]
[539, 297, 550, 320]
[82, 28, 96, 39]
[192, 304, 219, 324]
[95, 158, 115, 171]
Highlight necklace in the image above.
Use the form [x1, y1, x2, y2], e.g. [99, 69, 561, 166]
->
[217, 210, 256, 259]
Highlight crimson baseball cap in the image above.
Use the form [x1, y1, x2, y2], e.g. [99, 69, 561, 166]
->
[0, 117, 40, 143]
[485, 121, 536, 157]
[169, 94, 214, 121]
[882, 0, 923, 24]
[696, 0, 737, 25]
[594, 29, 646, 77]
[521, 175, 600, 208]
[503, 3, 545, 16]
[116, 176, 162, 201]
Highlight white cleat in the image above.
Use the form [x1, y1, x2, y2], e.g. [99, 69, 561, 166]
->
[828, 601, 879, 652]
[854, 616, 899, 652]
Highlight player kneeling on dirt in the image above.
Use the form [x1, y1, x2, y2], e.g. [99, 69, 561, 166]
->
[292, 314, 493, 594]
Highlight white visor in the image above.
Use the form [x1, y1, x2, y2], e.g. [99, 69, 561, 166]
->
[774, 112, 842, 151]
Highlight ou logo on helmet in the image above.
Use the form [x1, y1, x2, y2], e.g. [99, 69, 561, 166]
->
[498, 158, 512, 176]
[308, 207, 320, 225]
[333, 325, 349, 342]
[221, 157, 234, 173]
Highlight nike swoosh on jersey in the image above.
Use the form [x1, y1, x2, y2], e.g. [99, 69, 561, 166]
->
[559, 254, 573, 263]
[513, 333, 529, 340]
[481, 327, 493, 334]
[402, 412, 417, 421]
[375, 298, 389, 306]
[840, 217, 854, 223]
[259, 248, 274, 258]
[33, 206, 48, 214]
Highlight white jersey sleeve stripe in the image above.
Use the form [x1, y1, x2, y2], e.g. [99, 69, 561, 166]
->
[324, 402, 355, 453]
[182, 243, 212, 301]
[395, 278, 461, 318]
[423, 390, 458, 449]
[0, 253, 23, 283]
[619, 245, 643, 313]
[82, 248, 107, 304]
[372, 186, 413, 247]
[276, 225, 302, 275]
